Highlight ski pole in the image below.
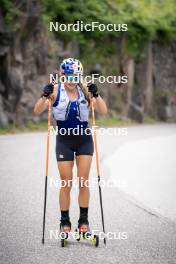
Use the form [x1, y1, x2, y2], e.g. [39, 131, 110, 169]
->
[91, 97, 106, 245]
[42, 98, 52, 244]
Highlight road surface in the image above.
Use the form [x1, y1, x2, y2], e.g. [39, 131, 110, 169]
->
[0, 124, 176, 264]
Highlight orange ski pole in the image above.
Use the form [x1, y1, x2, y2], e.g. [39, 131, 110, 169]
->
[42, 99, 52, 244]
[91, 97, 106, 245]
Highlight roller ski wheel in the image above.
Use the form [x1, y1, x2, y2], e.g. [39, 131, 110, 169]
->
[92, 234, 99, 247]
[60, 222, 71, 248]
[75, 224, 89, 241]
[76, 223, 99, 247]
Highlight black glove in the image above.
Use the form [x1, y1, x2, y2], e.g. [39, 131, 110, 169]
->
[87, 83, 99, 98]
[41, 83, 54, 98]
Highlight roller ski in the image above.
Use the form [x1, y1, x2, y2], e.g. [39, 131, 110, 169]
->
[75, 218, 99, 247]
[60, 218, 71, 247]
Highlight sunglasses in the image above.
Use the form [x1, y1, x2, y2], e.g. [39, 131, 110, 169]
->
[65, 76, 80, 82]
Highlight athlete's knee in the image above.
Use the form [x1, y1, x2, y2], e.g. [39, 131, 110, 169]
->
[78, 176, 89, 190]
[60, 178, 72, 192]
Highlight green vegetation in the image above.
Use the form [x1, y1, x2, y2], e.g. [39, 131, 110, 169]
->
[3, 0, 176, 62]
[1, 0, 21, 30]
[0, 117, 141, 135]
[0, 114, 158, 135]
[0, 121, 48, 135]
[95, 116, 136, 127]
[42, 0, 176, 59]
[143, 115, 156, 124]
[1, 0, 175, 131]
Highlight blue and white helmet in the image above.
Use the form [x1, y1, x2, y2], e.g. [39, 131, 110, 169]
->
[60, 58, 83, 75]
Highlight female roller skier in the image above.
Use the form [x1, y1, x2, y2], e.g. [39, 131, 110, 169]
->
[34, 58, 107, 235]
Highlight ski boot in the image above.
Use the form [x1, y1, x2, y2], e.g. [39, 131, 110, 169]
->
[60, 218, 71, 247]
[76, 218, 99, 247]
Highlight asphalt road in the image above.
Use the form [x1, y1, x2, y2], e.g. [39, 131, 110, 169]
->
[104, 126, 176, 221]
[0, 124, 176, 264]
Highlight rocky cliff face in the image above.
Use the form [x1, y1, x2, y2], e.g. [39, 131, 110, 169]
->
[0, 1, 84, 127]
[0, 2, 176, 127]
[119, 41, 176, 123]
[0, 1, 49, 127]
[152, 41, 176, 121]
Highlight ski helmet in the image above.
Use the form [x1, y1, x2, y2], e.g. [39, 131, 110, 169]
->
[60, 58, 83, 75]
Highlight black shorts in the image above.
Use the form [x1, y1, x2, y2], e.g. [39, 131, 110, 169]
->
[56, 134, 94, 161]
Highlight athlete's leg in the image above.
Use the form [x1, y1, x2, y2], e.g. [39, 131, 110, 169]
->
[76, 155, 92, 231]
[76, 155, 92, 207]
[57, 160, 74, 210]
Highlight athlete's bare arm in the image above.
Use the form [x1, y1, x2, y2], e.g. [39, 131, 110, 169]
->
[33, 84, 58, 114]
